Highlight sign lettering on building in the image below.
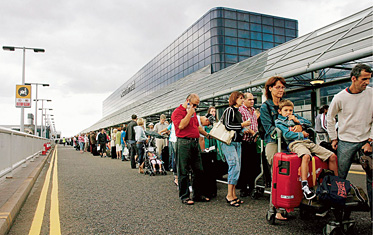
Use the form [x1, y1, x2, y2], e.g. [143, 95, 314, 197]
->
[121, 81, 135, 98]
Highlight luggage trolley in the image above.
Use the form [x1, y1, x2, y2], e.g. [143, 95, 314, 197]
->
[265, 128, 370, 235]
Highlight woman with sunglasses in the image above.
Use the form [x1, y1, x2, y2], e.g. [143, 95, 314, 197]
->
[221, 91, 251, 207]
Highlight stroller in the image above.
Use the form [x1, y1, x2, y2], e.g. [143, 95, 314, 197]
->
[143, 131, 167, 176]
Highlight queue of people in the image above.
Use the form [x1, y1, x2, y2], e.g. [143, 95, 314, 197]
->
[64, 64, 372, 221]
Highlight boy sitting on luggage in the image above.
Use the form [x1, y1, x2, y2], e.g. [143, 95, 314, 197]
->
[275, 100, 338, 200]
[147, 152, 163, 173]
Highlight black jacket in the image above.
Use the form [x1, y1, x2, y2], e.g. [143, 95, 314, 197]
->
[125, 120, 137, 141]
[222, 106, 243, 142]
[97, 133, 107, 144]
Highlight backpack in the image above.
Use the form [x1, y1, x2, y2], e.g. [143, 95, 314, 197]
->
[316, 175, 352, 207]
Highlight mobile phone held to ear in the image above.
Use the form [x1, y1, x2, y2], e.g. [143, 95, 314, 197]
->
[187, 102, 191, 110]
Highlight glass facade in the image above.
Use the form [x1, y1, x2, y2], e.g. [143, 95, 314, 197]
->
[103, 7, 298, 116]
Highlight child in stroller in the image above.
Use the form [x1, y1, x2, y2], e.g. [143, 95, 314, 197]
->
[147, 152, 165, 175]
[143, 130, 167, 176]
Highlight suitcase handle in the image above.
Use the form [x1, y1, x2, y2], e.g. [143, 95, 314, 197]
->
[279, 161, 290, 176]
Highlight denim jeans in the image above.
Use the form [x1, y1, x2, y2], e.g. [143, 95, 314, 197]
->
[136, 142, 145, 165]
[337, 139, 371, 210]
[121, 144, 126, 160]
[221, 141, 241, 185]
[79, 142, 84, 151]
[127, 140, 137, 168]
[169, 141, 177, 172]
[176, 138, 204, 200]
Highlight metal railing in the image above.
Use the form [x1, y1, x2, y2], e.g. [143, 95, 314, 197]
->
[0, 127, 48, 178]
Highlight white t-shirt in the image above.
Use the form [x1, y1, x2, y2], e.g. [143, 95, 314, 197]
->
[197, 116, 205, 138]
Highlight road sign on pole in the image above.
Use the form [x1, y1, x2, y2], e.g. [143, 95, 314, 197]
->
[16, 85, 31, 108]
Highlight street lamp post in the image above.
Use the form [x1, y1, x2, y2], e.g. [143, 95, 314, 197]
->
[3, 46, 45, 132]
[38, 100, 51, 137]
[25, 83, 49, 136]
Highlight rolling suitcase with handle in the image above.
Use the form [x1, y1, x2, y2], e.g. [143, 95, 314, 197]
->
[271, 152, 328, 212]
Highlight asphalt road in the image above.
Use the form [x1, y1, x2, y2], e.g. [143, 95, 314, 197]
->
[8, 145, 372, 234]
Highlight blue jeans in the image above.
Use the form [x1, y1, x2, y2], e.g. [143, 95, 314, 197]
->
[79, 142, 84, 151]
[221, 142, 241, 185]
[136, 142, 145, 165]
[337, 139, 371, 210]
[169, 141, 177, 173]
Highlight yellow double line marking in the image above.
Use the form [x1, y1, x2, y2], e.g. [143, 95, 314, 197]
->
[29, 145, 61, 235]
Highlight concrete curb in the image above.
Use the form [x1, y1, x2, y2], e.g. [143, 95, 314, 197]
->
[0, 148, 53, 235]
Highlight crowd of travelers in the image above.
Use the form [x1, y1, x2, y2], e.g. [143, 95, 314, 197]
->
[63, 64, 372, 221]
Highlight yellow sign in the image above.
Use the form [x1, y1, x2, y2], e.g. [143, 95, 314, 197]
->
[15, 85, 31, 108]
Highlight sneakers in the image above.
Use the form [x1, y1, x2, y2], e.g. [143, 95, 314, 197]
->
[302, 185, 316, 200]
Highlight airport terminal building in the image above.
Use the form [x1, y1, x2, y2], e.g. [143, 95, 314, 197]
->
[83, 6, 372, 133]
[103, 7, 298, 116]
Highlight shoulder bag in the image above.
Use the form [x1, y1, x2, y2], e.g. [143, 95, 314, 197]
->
[209, 108, 235, 145]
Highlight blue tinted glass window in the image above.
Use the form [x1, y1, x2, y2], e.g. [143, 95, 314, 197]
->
[225, 36, 237, 46]
[286, 36, 295, 42]
[225, 28, 237, 37]
[237, 22, 249, 30]
[250, 23, 261, 32]
[239, 56, 249, 61]
[225, 45, 237, 54]
[237, 13, 249, 22]
[262, 16, 273, 25]
[285, 20, 296, 29]
[212, 45, 224, 54]
[211, 27, 224, 36]
[238, 30, 250, 38]
[224, 19, 237, 28]
[263, 42, 274, 50]
[204, 56, 211, 65]
[274, 18, 285, 27]
[275, 35, 285, 43]
[210, 18, 219, 28]
[251, 40, 262, 49]
[250, 14, 261, 23]
[238, 38, 250, 47]
[225, 54, 238, 63]
[225, 10, 237, 19]
[250, 32, 262, 40]
[262, 25, 273, 34]
[285, 29, 296, 37]
[274, 27, 285, 35]
[238, 47, 250, 56]
[211, 36, 224, 45]
[198, 44, 204, 54]
[251, 48, 262, 56]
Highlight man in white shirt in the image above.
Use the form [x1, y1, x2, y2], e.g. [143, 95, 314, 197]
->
[327, 63, 372, 213]
[154, 114, 168, 156]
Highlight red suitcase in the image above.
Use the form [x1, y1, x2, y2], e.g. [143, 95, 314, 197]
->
[271, 152, 328, 212]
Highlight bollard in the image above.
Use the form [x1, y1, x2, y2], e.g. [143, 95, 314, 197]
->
[41, 144, 47, 155]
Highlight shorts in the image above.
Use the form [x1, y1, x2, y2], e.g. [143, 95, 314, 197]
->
[288, 139, 334, 161]
[150, 159, 162, 165]
[116, 144, 122, 150]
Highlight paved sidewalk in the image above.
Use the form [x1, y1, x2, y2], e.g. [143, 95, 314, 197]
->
[0, 148, 52, 235]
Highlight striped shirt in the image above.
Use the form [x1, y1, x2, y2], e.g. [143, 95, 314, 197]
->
[239, 104, 258, 142]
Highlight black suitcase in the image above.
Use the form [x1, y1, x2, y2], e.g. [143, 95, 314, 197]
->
[111, 146, 116, 159]
[92, 144, 100, 156]
[161, 146, 169, 171]
[201, 151, 218, 198]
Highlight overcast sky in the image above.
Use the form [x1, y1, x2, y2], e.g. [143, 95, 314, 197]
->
[0, 0, 371, 137]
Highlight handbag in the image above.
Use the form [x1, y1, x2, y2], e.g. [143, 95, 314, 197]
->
[123, 147, 129, 156]
[209, 108, 235, 145]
